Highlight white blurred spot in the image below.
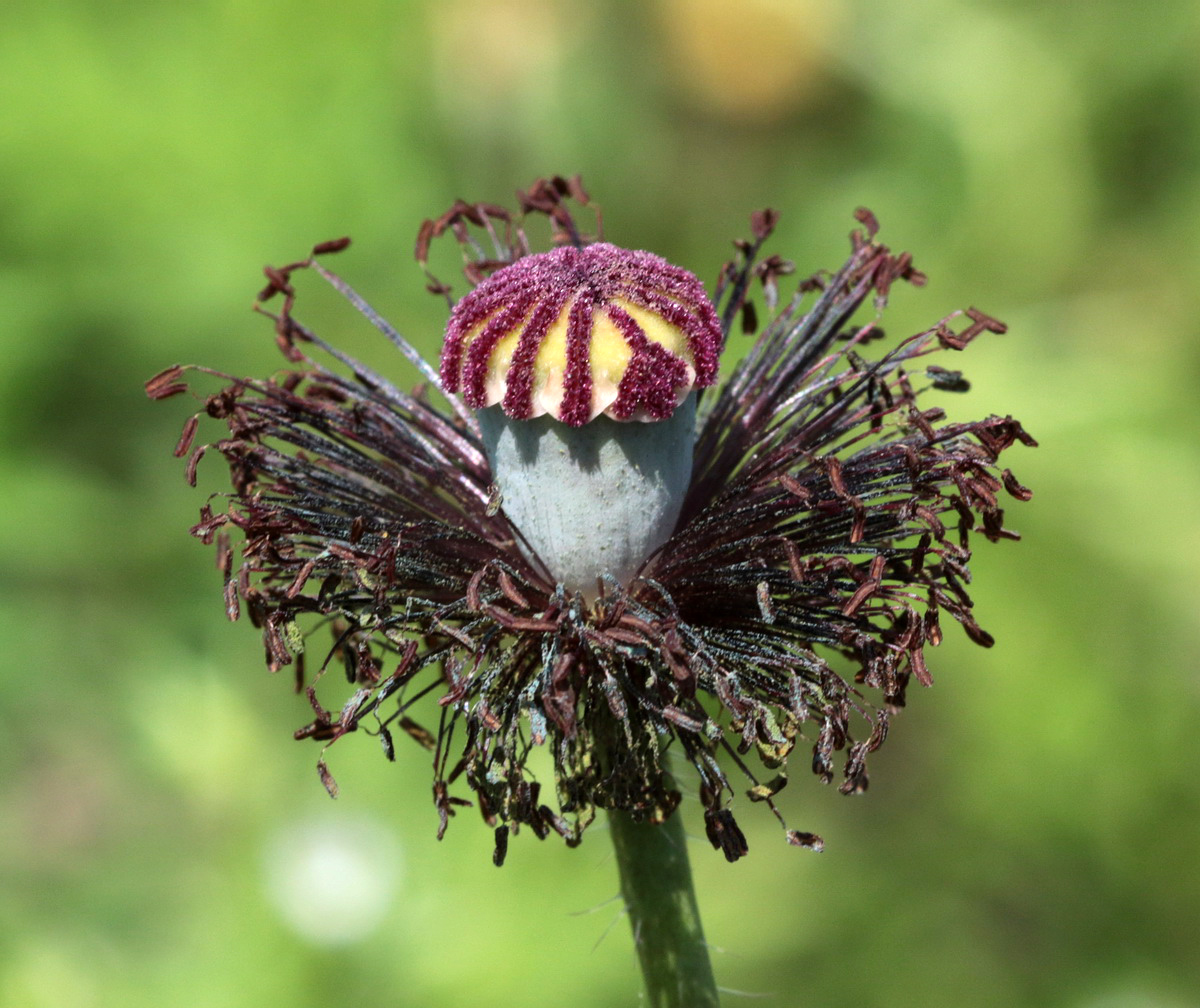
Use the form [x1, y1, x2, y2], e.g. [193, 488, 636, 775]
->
[263, 813, 403, 946]
[1077, 982, 1195, 1008]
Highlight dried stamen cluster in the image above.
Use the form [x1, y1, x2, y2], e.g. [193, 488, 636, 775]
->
[150, 180, 1033, 863]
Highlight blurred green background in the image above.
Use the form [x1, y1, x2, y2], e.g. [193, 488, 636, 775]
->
[3, 0, 1198, 1005]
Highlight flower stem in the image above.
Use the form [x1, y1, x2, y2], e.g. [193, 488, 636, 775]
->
[607, 809, 720, 1007]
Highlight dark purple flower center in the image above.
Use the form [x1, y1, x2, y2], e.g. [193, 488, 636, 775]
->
[440, 243, 721, 426]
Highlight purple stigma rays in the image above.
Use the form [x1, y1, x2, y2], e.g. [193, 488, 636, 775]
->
[440, 243, 721, 426]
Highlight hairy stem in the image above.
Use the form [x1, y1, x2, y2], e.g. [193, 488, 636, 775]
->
[608, 809, 719, 1007]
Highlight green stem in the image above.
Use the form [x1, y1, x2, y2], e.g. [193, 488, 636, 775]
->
[607, 809, 719, 1007]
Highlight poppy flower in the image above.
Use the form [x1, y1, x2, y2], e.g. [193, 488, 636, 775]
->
[149, 176, 1034, 866]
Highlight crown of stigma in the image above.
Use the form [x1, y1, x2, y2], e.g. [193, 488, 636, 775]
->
[440, 243, 722, 426]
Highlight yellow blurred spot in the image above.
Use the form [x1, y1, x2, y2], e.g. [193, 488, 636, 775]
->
[429, 0, 571, 129]
[655, 0, 842, 120]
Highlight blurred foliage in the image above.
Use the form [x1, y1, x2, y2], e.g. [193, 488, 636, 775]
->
[2, 0, 1198, 1005]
